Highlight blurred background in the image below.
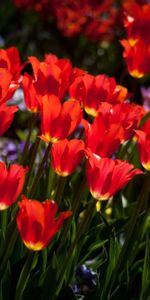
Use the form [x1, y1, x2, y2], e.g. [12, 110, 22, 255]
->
[0, 0, 128, 76]
[1, 0, 150, 105]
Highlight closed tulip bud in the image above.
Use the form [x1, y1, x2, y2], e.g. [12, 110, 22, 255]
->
[51, 139, 85, 176]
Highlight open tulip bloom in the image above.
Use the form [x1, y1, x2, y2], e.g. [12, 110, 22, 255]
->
[86, 152, 143, 201]
[0, 5, 150, 297]
[16, 197, 72, 251]
[0, 162, 27, 210]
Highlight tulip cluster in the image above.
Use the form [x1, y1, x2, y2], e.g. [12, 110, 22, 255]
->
[0, 48, 73, 253]
[121, 2, 150, 78]
[0, 45, 146, 247]
[0, 3, 150, 298]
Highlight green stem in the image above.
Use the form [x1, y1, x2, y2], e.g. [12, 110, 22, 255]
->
[15, 251, 35, 300]
[56, 177, 87, 253]
[28, 143, 51, 198]
[23, 138, 41, 194]
[42, 248, 47, 272]
[107, 173, 150, 299]
[118, 139, 132, 160]
[0, 226, 18, 278]
[54, 176, 67, 205]
[72, 178, 87, 214]
[0, 209, 8, 234]
[56, 200, 96, 296]
[20, 113, 36, 166]
[46, 166, 56, 198]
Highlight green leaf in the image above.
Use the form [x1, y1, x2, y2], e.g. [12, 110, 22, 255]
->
[57, 286, 77, 300]
[22, 271, 42, 300]
[0, 282, 3, 300]
[1, 261, 11, 300]
[140, 233, 150, 300]
[100, 237, 121, 300]
[39, 263, 58, 300]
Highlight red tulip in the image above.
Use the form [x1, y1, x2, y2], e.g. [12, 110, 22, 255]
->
[86, 152, 143, 201]
[69, 73, 128, 116]
[98, 102, 146, 142]
[40, 96, 83, 143]
[124, 3, 150, 44]
[51, 139, 85, 176]
[28, 54, 73, 100]
[140, 118, 150, 136]
[16, 196, 72, 251]
[82, 114, 124, 158]
[44, 54, 73, 100]
[136, 130, 150, 170]
[0, 68, 18, 104]
[0, 163, 27, 210]
[21, 73, 40, 112]
[121, 38, 150, 78]
[0, 47, 21, 81]
[0, 104, 18, 136]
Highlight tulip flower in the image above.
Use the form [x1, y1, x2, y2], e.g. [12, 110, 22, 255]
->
[0, 47, 21, 81]
[40, 96, 83, 143]
[0, 162, 27, 210]
[16, 196, 72, 251]
[124, 3, 150, 44]
[136, 130, 150, 170]
[51, 139, 85, 176]
[140, 118, 150, 135]
[82, 115, 124, 158]
[44, 54, 73, 100]
[0, 104, 18, 136]
[21, 73, 40, 112]
[0, 68, 18, 104]
[98, 102, 146, 142]
[69, 73, 128, 116]
[121, 38, 150, 78]
[86, 152, 143, 201]
[28, 54, 73, 100]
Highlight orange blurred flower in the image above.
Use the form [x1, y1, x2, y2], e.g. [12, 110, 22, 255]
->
[121, 38, 150, 78]
[124, 3, 150, 44]
[122, 2, 150, 78]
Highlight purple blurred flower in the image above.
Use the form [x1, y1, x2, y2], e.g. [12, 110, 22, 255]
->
[0, 139, 30, 163]
[72, 284, 81, 295]
[76, 265, 97, 286]
[8, 88, 27, 112]
[73, 264, 97, 294]
[141, 86, 150, 112]
[0, 139, 18, 162]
